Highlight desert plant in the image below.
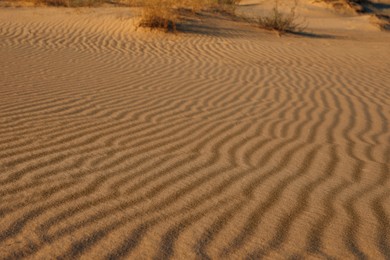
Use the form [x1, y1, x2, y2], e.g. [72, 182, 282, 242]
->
[136, 0, 240, 32]
[136, 0, 187, 32]
[253, 0, 306, 35]
[137, 0, 178, 32]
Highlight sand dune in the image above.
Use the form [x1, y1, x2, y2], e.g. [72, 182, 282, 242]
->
[0, 1, 390, 259]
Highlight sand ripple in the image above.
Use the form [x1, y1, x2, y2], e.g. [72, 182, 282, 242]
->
[0, 6, 390, 259]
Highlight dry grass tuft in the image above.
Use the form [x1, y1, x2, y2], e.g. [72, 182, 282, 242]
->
[135, 0, 241, 32]
[137, 0, 179, 32]
[250, 0, 306, 35]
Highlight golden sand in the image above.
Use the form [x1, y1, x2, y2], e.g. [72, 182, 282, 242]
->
[0, 1, 389, 258]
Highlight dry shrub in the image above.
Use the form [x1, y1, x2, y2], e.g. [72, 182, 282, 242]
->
[137, 0, 179, 32]
[136, 0, 241, 32]
[252, 0, 305, 35]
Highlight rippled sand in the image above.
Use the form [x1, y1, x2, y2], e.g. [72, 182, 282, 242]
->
[0, 1, 390, 258]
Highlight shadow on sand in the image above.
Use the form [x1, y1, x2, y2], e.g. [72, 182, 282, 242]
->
[175, 12, 339, 39]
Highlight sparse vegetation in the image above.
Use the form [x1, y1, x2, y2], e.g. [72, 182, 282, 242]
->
[135, 0, 192, 32]
[4, 0, 309, 35]
[135, 0, 241, 32]
[249, 0, 306, 35]
[136, 0, 180, 32]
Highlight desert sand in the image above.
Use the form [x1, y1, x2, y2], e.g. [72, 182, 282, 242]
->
[0, 0, 390, 259]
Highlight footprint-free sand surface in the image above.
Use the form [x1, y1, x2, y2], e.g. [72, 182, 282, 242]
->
[1, 1, 390, 259]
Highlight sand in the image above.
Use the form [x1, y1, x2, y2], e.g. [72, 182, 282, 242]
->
[0, 1, 390, 259]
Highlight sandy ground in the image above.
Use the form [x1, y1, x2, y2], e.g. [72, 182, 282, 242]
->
[0, 0, 390, 259]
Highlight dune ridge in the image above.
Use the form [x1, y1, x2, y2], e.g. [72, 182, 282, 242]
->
[1, 4, 390, 259]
